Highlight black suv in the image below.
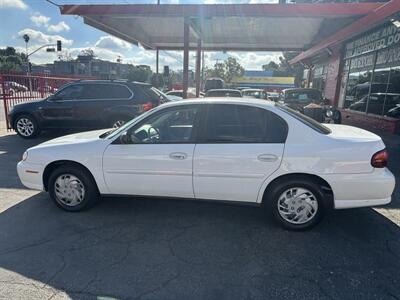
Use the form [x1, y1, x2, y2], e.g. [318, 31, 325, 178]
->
[9, 80, 166, 138]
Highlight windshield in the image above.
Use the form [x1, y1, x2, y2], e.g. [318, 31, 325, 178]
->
[277, 103, 331, 134]
[285, 90, 322, 102]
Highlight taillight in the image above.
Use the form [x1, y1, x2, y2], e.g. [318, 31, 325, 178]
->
[371, 149, 388, 168]
[142, 102, 153, 112]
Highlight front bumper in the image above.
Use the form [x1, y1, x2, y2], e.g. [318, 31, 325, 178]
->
[17, 161, 44, 191]
[321, 168, 395, 209]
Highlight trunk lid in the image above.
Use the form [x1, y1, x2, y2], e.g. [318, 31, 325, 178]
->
[323, 124, 386, 174]
[324, 124, 382, 142]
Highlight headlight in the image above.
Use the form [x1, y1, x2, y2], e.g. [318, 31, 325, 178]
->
[325, 109, 333, 117]
[22, 151, 28, 161]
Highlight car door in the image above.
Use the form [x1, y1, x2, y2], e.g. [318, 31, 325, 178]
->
[102, 104, 201, 198]
[39, 84, 82, 128]
[193, 104, 287, 203]
[73, 83, 135, 128]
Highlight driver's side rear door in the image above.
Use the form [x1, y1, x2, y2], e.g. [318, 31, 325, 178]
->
[102, 105, 202, 198]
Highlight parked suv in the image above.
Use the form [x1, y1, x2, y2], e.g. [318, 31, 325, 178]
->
[9, 80, 166, 138]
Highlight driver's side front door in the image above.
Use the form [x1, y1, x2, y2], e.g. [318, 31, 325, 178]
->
[102, 105, 201, 198]
[39, 84, 83, 128]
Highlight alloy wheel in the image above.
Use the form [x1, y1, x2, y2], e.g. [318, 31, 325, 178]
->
[16, 118, 35, 137]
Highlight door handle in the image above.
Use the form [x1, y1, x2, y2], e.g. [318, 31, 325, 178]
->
[257, 154, 278, 162]
[169, 152, 187, 160]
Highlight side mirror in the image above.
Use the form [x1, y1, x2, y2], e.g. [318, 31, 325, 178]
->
[49, 95, 61, 101]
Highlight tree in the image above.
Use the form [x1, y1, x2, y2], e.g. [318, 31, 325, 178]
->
[127, 65, 152, 83]
[262, 61, 279, 71]
[0, 47, 26, 72]
[279, 51, 304, 87]
[224, 57, 245, 83]
[150, 73, 164, 88]
[204, 57, 244, 83]
[80, 48, 95, 58]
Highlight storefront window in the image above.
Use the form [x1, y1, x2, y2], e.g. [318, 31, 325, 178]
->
[345, 70, 372, 110]
[384, 67, 400, 118]
[340, 22, 400, 119]
[366, 68, 390, 115]
[312, 65, 327, 96]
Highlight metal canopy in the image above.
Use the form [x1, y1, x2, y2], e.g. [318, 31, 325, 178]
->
[60, 3, 381, 52]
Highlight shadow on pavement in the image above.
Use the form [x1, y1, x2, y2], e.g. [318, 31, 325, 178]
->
[0, 192, 399, 299]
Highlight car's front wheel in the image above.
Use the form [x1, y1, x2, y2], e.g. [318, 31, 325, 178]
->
[48, 165, 99, 211]
[265, 178, 326, 230]
[14, 114, 41, 139]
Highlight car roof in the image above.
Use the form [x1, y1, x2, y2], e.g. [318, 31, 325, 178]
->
[159, 97, 276, 108]
[206, 89, 241, 92]
[76, 79, 151, 86]
[242, 89, 263, 92]
[283, 88, 320, 93]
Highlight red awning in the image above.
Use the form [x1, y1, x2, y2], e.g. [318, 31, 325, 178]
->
[290, 0, 400, 64]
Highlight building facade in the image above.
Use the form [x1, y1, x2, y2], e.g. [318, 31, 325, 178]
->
[293, 1, 400, 134]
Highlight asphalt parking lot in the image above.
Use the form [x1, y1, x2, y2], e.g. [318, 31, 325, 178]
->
[0, 127, 399, 300]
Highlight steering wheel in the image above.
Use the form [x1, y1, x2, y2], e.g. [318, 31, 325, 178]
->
[147, 126, 161, 143]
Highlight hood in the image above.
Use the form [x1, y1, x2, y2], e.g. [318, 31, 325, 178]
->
[36, 129, 110, 147]
[12, 99, 46, 109]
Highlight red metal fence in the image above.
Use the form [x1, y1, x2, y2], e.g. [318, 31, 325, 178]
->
[0, 72, 94, 130]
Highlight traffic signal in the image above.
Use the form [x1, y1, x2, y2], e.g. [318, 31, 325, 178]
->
[57, 40, 62, 52]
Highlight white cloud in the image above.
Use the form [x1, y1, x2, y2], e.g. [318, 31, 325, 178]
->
[0, 0, 27, 9]
[48, 21, 70, 33]
[227, 52, 281, 70]
[18, 28, 73, 47]
[95, 36, 132, 51]
[30, 14, 50, 27]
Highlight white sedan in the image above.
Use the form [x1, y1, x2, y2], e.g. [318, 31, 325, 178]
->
[17, 98, 395, 230]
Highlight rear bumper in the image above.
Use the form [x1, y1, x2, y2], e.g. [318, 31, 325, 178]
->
[321, 168, 395, 209]
[334, 197, 392, 209]
[17, 161, 44, 191]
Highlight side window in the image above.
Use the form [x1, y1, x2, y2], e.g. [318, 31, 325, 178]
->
[202, 104, 287, 143]
[82, 84, 132, 100]
[126, 106, 198, 144]
[106, 84, 132, 99]
[267, 111, 288, 143]
[202, 104, 266, 143]
[54, 84, 84, 100]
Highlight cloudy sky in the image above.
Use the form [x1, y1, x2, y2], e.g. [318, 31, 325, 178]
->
[0, 0, 282, 72]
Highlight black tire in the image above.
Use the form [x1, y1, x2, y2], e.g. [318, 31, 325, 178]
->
[48, 164, 99, 212]
[333, 110, 342, 124]
[109, 115, 130, 128]
[264, 178, 326, 231]
[14, 114, 41, 139]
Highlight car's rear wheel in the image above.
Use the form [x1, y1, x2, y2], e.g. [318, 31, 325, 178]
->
[48, 165, 99, 211]
[14, 114, 40, 139]
[265, 178, 325, 230]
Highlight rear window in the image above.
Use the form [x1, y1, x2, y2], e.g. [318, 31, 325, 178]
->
[285, 90, 321, 102]
[277, 104, 331, 134]
[206, 90, 242, 97]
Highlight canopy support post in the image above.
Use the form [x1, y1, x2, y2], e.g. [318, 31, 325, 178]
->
[156, 49, 159, 75]
[183, 19, 189, 99]
[195, 39, 201, 97]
